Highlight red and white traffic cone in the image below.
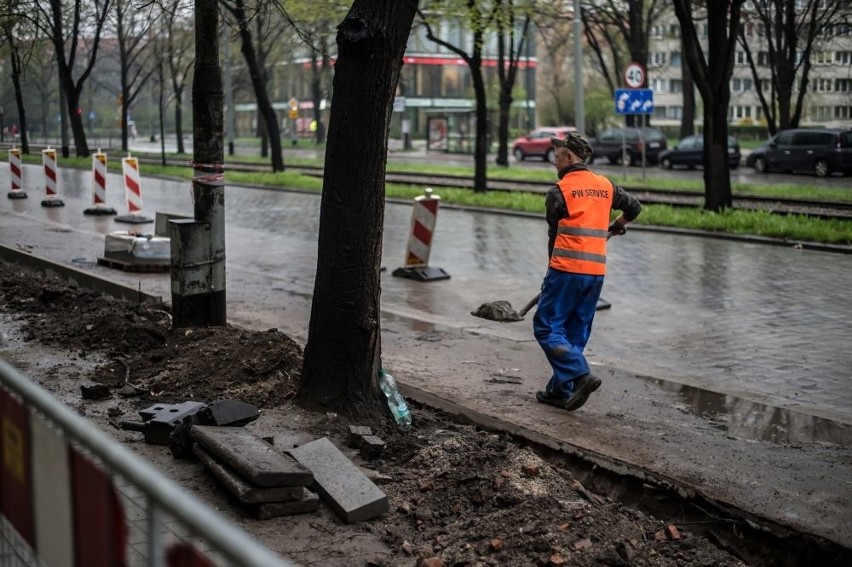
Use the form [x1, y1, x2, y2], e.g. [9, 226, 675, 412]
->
[115, 153, 152, 223]
[7, 146, 27, 200]
[40, 147, 64, 207]
[84, 150, 117, 215]
[392, 187, 450, 281]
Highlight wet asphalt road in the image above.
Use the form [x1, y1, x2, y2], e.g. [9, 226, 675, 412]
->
[1, 162, 850, 428]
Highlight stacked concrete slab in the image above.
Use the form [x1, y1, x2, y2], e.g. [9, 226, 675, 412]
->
[191, 426, 319, 519]
[191, 425, 389, 523]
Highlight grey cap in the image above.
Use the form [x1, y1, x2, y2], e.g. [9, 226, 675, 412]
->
[550, 132, 592, 161]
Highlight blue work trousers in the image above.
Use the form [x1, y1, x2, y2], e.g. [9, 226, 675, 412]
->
[533, 268, 604, 398]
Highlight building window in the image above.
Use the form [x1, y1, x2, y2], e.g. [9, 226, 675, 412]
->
[670, 52, 681, 67]
[835, 51, 851, 65]
[760, 79, 772, 91]
[813, 51, 832, 65]
[650, 52, 668, 66]
[736, 51, 747, 65]
[728, 106, 752, 120]
[670, 79, 683, 93]
[653, 105, 667, 120]
[835, 106, 851, 120]
[667, 106, 683, 120]
[669, 24, 680, 38]
[812, 78, 832, 93]
[835, 79, 852, 92]
[810, 106, 832, 121]
[651, 25, 664, 39]
[757, 51, 769, 66]
[651, 78, 666, 92]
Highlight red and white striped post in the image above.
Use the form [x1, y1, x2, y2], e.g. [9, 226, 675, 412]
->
[392, 187, 450, 281]
[84, 149, 117, 215]
[40, 147, 64, 207]
[7, 146, 27, 199]
[115, 153, 152, 223]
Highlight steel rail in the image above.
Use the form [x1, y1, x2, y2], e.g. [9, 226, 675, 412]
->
[0, 358, 293, 567]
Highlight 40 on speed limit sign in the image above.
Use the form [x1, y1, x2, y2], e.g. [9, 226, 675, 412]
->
[624, 62, 645, 88]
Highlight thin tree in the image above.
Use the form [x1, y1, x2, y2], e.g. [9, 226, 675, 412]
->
[738, 0, 849, 134]
[494, 0, 532, 166]
[298, 0, 418, 417]
[0, 0, 31, 153]
[418, 0, 497, 193]
[221, 0, 285, 171]
[34, 0, 114, 157]
[673, 0, 744, 212]
[163, 0, 193, 154]
[114, 0, 157, 152]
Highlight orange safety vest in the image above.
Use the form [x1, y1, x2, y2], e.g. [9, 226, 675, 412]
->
[549, 169, 615, 276]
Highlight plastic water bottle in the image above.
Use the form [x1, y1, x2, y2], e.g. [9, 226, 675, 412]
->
[379, 369, 412, 427]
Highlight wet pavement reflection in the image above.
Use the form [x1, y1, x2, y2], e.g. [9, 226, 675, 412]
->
[644, 376, 852, 446]
[2, 164, 851, 428]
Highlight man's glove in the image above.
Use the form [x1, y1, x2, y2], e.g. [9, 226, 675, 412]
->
[608, 220, 627, 236]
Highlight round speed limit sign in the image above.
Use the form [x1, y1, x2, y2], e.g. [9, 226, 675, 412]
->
[624, 62, 645, 88]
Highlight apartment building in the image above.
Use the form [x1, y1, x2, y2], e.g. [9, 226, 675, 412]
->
[647, 7, 852, 132]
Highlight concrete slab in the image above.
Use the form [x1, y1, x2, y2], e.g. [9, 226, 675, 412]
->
[191, 426, 313, 488]
[251, 491, 320, 520]
[193, 444, 306, 504]
[287, 437, 389, 524]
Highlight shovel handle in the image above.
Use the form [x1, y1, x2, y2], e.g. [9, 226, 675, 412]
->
[518, 293, 541, 317]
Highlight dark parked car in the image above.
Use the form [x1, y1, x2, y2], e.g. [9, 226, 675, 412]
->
[588, 127, 667, 166]
[658, 135, 741, 169]
[746, 128, 852, 178]
[512, 126, 577, 163]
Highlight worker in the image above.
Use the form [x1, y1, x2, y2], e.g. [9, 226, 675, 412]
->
[534, 133, 642, 411]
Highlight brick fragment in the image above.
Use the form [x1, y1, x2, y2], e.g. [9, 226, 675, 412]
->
[359, 434, 385, 460]
[666, 524, 681, 540]
[348, 425, 372, 448]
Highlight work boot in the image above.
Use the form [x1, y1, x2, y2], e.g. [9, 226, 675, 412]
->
[563, 374, 602, 412]
[535, 390, 570, 409]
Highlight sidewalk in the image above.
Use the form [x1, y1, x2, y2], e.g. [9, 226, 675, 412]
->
[0, 166, 850, 556]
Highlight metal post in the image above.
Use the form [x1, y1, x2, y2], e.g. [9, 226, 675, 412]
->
[223, 27, 235, 156]
[573, 0, 585, 134]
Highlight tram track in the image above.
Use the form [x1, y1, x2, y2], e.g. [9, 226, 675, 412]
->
[4, 143, 850, 221]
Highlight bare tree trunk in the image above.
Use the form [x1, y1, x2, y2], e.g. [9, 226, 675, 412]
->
[298, 0, 417, 418]
[674, 0, 741, 212]
[680, 35, 695, 139]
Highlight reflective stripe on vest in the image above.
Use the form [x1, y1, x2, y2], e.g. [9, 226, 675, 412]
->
[549, 170, 615, 275]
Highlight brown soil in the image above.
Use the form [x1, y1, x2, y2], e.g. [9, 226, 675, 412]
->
[0, 262, 746, 567]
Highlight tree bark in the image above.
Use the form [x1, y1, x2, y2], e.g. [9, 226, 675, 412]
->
[298, 0, 417, 418]
[224, 0, 285, 171]
[674, 0, 742, 212]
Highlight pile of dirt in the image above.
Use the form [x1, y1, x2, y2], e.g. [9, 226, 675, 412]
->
[0, 262, 745, 566]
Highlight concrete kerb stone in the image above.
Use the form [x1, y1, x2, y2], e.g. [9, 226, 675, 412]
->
[395, 381, 834, 548]
[287, 437, 389, 524]
[0, 244, 163, 304]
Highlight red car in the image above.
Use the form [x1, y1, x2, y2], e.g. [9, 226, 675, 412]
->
[512, 126, 577, 163]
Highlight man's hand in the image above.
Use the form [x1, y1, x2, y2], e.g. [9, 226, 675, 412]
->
[608, 220, 627, 236]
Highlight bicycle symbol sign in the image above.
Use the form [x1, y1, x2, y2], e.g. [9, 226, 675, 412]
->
[624, 62, 645, 88]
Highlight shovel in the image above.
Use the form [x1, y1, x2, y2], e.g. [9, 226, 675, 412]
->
[471, 233, 617, 323]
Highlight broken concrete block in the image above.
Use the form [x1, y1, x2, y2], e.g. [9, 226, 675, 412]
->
[193, 444, 306, 504]
[191, 426, 313, 487]
[287, 437, 388, 523]
[251, 491, 320, 520]
[348, 425, 372, 448]
[359, 435, 385, 460]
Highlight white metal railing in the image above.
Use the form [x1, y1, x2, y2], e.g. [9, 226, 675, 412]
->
[0, 357, 294, 566]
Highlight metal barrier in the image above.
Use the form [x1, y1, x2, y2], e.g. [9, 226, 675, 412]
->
[0, 357, 294, 566]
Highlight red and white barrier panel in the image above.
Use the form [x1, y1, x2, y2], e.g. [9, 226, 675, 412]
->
[1, 388, 127, 566]
[392, 187, 450, 281]
[84, 150, 117, 215]
[40, 147, 64, 207]
[7, 147, 27, 199]
[115, 154, 151, 223]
